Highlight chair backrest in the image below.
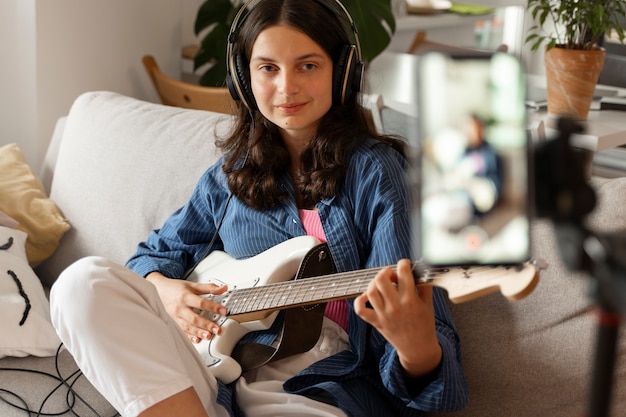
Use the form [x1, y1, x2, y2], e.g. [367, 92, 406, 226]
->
[142, 55, 235, 114]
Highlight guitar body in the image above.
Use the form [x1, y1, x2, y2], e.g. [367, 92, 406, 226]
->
[187, 235, 323, 384]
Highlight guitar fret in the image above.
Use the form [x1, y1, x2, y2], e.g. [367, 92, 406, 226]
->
[258, 291, 270, 312]
[264, 288, 279, 311]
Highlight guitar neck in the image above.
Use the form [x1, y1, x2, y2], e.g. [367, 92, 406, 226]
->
[206, 244, 539, 321]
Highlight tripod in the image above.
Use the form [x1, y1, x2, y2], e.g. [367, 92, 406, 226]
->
[553, 223, 626, 417]
[535, 118, 626, 417]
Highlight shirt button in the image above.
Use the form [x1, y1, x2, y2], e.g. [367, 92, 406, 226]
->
[292, 218, 297, 224]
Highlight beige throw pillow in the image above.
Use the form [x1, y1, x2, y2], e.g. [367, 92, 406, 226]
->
[0, 143, 70, 267]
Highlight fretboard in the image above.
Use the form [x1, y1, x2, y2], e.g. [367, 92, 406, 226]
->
[222, 262, 438, 316]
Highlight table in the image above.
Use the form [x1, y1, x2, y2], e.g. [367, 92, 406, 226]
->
[529, 109, 626, 152]
[526, 74, 626, 152]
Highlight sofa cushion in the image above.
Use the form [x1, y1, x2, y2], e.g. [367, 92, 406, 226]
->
[36, 91, 232, 286]
[587, 176, 626, 231]
[0, 225, 61, 358]
[0, 143, 70, 267]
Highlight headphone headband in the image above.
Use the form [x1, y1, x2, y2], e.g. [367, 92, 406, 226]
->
[225, 0, 363, 111]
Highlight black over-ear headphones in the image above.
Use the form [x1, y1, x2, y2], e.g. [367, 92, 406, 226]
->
[225, 0, 364, 111]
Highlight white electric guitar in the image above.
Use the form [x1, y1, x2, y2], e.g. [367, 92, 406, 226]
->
[187, 235, 540, 383]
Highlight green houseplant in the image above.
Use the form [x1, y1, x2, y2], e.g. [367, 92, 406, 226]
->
[193, 0, 396, 87]
[525, 0, 626, 119]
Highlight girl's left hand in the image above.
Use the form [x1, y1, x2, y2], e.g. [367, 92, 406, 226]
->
[354, 259, 442, 377]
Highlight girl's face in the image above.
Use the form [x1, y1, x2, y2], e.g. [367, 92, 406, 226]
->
[249, 25, 333, 144]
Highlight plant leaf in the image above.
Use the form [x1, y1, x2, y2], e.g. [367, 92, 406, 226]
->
[194, 0, 236, 35]
[341, 0, 395, 63]
[524, 0, 626, 50]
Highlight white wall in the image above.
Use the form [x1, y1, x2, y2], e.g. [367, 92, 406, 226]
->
[1, 0, 202, 170]
[1, 0, 37, 169]
[182, 0, 205, 46]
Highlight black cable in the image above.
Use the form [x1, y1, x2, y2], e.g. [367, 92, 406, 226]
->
[0, 344, 119, 417]
[0, 366, 73, 416]
[0, 388, 30, 416]
[53, 344, 114, 417]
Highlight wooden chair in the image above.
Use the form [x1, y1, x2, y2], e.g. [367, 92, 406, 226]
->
[408, 30, 507, 56]
[142, 55, 235, 114]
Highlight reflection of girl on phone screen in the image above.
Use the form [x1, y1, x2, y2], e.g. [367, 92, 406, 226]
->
[423, 114, 503, 232]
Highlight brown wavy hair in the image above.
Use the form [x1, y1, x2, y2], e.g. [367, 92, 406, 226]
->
[217, 0, 405, 210]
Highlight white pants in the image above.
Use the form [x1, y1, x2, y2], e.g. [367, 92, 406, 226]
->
[50, 257, 348, 417]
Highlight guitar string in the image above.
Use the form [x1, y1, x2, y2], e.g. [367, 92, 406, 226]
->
[225, 263, 528, 314]
[226, 266, 426, 314]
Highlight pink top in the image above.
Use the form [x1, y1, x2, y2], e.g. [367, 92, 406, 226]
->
[299, 209, 348, 332]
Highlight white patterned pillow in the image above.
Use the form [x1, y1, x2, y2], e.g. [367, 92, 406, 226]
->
[0, 225, 60, 357]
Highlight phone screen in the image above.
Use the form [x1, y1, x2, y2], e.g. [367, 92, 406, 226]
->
[413, 52, 530, 266]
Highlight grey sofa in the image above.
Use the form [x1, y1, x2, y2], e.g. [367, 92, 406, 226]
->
[1, 91, 625, 416]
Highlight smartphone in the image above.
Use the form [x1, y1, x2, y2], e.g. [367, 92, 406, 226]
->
[412, 51, 531, 266]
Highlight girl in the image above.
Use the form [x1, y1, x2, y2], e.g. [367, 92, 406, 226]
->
[50, 1, 468, 416]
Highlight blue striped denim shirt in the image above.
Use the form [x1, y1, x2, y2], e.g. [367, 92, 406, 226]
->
[126, 137, 468, 416]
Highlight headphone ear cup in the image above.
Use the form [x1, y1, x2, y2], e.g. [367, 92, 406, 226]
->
[227, 53, 257, 111]
[333, 45, 362, 105]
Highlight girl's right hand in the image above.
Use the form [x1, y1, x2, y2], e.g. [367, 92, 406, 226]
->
[146, 272, 228, 343]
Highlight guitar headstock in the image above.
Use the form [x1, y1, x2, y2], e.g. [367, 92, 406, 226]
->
[415, 261, 542, 304]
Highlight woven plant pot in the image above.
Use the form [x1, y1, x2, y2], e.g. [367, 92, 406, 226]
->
[544, 47, 606, 120]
